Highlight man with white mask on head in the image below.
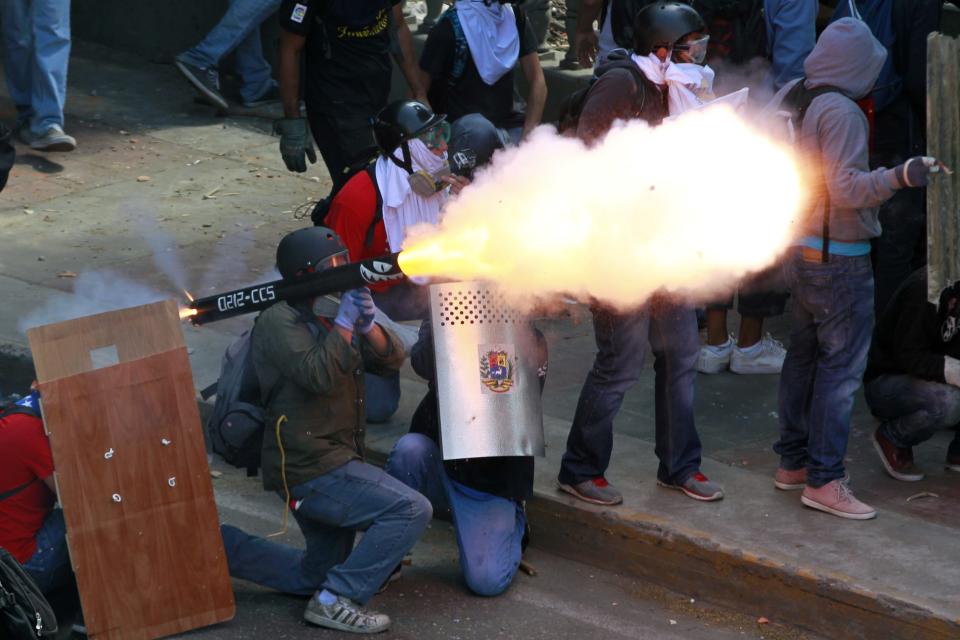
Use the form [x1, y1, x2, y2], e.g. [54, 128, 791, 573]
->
[325, 100, 466, 322]
[324, 100, 467, 423]
[557, 1, 725, 507]
[419, 0, 546, 166]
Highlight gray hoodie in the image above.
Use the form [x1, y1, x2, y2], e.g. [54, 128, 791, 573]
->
[768, 18, 902, 244]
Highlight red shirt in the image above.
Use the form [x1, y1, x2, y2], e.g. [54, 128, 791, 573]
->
[0, 413, 55, 563]
[324, 170, 397, 294]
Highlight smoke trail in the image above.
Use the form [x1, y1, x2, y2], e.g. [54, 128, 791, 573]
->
[124, 200, 190, 295]
[399, 106, 803, 311]
[17, 270, 168, 334]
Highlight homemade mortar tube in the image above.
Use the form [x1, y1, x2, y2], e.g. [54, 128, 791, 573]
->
[188, 253, 404, 325]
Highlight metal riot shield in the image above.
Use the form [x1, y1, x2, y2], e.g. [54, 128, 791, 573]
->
[429, 282, 545, 460]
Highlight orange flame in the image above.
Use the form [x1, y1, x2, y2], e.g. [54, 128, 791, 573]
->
[178, 290, 197, 321]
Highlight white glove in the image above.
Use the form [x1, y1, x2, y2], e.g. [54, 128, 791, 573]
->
[944, 356, 960, 387]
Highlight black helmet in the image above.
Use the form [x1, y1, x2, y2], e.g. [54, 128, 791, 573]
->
[276, 226, 348, 281]
[633, 1, 705, 56]
[372, 100, 445, 173]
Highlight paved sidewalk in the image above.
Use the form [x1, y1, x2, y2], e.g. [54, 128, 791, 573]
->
[0, 41, 958, 640]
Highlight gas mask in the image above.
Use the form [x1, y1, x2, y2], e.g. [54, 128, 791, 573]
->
[405, 121, 453, 197]
[938, 281, 960, 343]
[408, 163, 451, 197]
[673, 34, 710, 65]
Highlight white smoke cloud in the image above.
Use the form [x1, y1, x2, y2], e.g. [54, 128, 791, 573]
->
[400, 105, 802, 310]
[17, 270, 169, 334]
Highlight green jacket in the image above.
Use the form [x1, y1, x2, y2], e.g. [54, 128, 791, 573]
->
[252, 301, 405, 491]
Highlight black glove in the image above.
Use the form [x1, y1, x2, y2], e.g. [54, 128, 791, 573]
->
[895, 156, 939, 188]
[274, 117, 317, 173]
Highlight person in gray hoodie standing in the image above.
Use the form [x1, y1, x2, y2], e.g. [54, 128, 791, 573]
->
[769, 18, 942, 520]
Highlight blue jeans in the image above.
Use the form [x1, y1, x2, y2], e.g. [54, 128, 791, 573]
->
[177, 0, 279, 103]
[221, 460, 431, 605]
[364, 371, 401, 424]
[559, 297, 702, 486]
[706, 261, 789, 318]
[0, 0, 71, 135]
[385, 434, 525, 597]
[776, 249, 874, 487]
[22, 508, 72, 594]
[865, 374, 960, 450]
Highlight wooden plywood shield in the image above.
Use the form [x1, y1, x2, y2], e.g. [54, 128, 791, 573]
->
[27, 300, 235, 640]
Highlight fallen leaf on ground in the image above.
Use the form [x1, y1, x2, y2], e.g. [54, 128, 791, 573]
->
[57, 271, 78, 278]
[906, 492, 939, 503]
[136, 175, 151, 182]
[757, 617, 770, 624]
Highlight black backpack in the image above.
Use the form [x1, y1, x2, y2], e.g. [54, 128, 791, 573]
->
[770, 80, 845, 261]
[0, 547, 57, 639]
[205, 311, 331, 476]
[556, 50, 663, 135]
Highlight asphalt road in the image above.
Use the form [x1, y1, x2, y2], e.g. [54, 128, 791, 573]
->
[167, 464, 815, 640]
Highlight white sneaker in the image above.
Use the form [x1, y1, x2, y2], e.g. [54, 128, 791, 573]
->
[28, 125, 76, 152]
[304, 593, 390, 634]
[697, 335, 734, 374]
[730, 333, 786, 375]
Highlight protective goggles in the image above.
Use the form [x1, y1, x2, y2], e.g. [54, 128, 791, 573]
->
[298, 250, 348, 277]
[673, 35, 710, 64]
[418, 120, 451, 151]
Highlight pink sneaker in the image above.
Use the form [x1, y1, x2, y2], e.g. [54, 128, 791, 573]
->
[773, 467, 806, 491]
[801, 480, 876, 520]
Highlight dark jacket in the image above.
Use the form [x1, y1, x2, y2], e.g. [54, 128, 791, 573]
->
[409, 320, 535, 502]
[865, 270, 960, 384]
[576, 50, 668, 144]
[252, 301, 405, 490]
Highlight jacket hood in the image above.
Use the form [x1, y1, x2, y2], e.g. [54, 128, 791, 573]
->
[803, 18, 887, 100]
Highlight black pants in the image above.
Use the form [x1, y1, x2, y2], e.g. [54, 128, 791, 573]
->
[873, 187, 926, 316]
[307, 109, 379, 194]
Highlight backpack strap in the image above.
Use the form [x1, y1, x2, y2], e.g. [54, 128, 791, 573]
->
[444, 8, 470, 85]
[364, 164, 384, 249]
[789, 81, 844, 263]
[0, 402, 43, 500]
[0, 478, 38, 503]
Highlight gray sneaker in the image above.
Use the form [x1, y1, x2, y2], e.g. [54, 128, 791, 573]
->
[174, 57, 229, 111]
[658, 472, 724, 501]
[28, 125, 76, 152]
[558, 477, 623, 505]
[304, 593, 390, 634]
[241, 84, 280, 109]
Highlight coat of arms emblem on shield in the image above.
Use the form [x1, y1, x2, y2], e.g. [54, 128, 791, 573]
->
[479, 348, 514, 393]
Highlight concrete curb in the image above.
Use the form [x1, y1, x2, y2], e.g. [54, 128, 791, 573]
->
[523, 492, 960, 640]
[365, 434, 960, 640]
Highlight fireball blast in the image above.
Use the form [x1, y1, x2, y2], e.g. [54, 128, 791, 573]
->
[187, 254, 404, 325]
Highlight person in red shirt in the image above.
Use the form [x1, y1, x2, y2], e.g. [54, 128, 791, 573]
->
[0, 389, 71, 594]
[325, 99, 469, 323]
